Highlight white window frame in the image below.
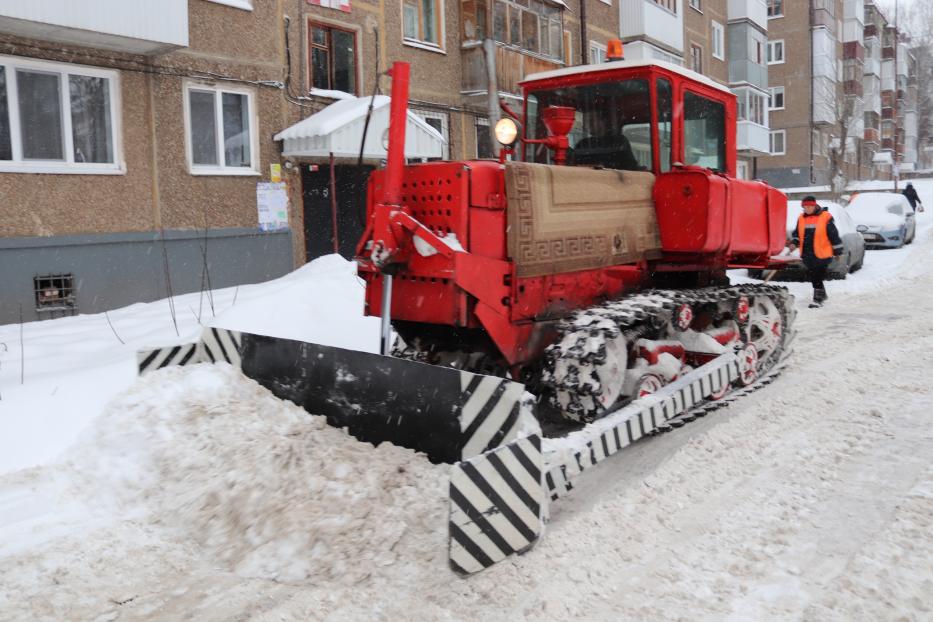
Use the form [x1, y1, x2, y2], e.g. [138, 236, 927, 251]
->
[767, 0, 783, 18]
[711, 21, 724, 60]
[183, 80, 260, 176]
[689, 0, 702, 12]
[413, 108, 450, 159]
[770, 129, 786, 155]
[0, 55, 123, 175]
[401, 0, 447, 53]
[589, 40, 608, 64]
[767, 40, 785, 65]
[204, 0, 254, 10]
[769, 86, 785, 110]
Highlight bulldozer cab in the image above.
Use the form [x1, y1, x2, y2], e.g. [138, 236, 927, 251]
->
[519, 60, 736, 177]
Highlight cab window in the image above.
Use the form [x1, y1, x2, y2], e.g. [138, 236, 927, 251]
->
[683, 91, 726, 172]
[526, 79, 652, 171]
[656, 78, 673, 173]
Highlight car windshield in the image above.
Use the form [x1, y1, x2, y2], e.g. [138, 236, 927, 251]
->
[525, 78, 652, 170]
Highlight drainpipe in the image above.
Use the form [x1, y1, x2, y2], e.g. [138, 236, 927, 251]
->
[809, 0, 816, 185]
[484, 38, 500, 151]
[580, 0, 588, 65]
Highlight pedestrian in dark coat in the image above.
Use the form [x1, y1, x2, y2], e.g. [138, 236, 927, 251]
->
[788, 196, 844, 308]
[902, 183, 924, 212]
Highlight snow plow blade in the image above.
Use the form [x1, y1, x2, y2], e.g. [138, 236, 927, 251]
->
[136, 321, 793, 576]
[137, 328, 548, 574]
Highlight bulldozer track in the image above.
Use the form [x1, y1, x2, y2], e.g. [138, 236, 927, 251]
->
[541, 284, 795, 422]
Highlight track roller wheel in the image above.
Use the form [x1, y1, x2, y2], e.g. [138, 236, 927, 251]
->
[674, 303, 694, 331]
[636, 373, 665, 398]
[738, 343, 759, 386]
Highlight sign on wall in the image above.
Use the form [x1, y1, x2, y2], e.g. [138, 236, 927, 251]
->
[257, 182, 290, 232]
[307, 0, 351, 12]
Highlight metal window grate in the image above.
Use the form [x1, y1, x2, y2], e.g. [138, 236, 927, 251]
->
[34, 273, 77, 316]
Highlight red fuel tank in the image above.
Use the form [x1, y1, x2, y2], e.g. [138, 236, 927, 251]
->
[653, 167, 786, 262]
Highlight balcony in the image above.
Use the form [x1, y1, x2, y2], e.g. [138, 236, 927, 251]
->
[729, 59, 768, 90]
[727, 0, 767, 30]
[843, 42, 864, 60]
[737, 120, 769, 155]
[620, 0, 683, 54]
[864, 57, 881, 76]
[0, 0, 187, 54]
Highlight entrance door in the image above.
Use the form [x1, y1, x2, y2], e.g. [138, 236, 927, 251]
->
[301, 164, 374, 261]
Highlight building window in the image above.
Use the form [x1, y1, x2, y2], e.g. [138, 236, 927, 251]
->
[307, 0, 351, 11]
[737, 88, 766, 125]
[184, 83, 257, 175]
[34, 274, 76, 316]
[309, 23, 357, 94]
[767, 0, 783, 18]
[770, 129, 786, 155]
[0, 56, 120, 174]
[711, 21, 724, 60]
[205, 0, 254, 10]
[493, 0, 563, 60]
[769, 86, 785, 110]
[403, 0, 443, 47]
[475, 117, 494, 158]
[413, 109, 450, 159]
[590, 41, 607, 64]
[689, 0, 701, 10]
[690, 44, 703, 74]
[767, 40, 785, 64]
[651, 0, 677, 14]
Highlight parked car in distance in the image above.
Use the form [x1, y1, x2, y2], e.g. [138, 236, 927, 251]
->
[748, 201, 866, 280]
[847, 193, 916, 248]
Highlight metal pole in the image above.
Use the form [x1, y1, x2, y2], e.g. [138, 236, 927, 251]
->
[329, 151, 339, 254]
[380, 274, 393, 355]
[894, 0, 900, 192]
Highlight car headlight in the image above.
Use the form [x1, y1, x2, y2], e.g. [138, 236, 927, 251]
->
[494, 118, 519, 146]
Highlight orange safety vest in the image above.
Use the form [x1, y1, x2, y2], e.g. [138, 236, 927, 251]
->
[797, 210, 834, 259]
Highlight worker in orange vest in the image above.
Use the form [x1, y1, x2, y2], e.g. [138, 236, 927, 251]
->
[788, 196, 844, 308]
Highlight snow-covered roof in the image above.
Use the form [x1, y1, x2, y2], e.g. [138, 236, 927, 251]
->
[521, 59, 733, 95]
[275, 96, 446, 160]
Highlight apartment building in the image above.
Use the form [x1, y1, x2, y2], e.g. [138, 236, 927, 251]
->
[0, 0, 298, 324]
[758, 0, 847, 189]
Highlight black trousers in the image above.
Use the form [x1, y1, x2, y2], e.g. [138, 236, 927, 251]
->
[803, 257, 831, 297]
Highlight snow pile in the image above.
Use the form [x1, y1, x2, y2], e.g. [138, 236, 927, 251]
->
[0, 253, 380, 474]
[64, 363, 450, 584]
[209, 254, 380, 353]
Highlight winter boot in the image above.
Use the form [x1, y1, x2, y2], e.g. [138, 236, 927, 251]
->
[809, 287, 827, 308]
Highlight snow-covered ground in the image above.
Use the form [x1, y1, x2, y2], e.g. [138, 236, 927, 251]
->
[1, 185, 932, 620]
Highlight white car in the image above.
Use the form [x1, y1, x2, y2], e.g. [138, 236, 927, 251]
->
[847, 193, 917, 249]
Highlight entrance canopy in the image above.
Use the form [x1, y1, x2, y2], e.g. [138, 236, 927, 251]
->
[275, 95, 446, 160]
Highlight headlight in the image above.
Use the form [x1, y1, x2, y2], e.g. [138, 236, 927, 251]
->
[494, 118, 518, 146]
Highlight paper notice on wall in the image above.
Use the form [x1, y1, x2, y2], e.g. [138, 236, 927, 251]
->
[257, 182, 289, 232]
[307, 0, 351, 12]
[270, 163, 282, 183]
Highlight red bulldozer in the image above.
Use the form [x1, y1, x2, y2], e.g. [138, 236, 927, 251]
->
[138, 50, 796, 575]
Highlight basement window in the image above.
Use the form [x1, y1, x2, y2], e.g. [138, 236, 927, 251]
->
[34, 274, 76, 316]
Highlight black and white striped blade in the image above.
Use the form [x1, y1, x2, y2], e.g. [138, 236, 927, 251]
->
[238, 333, 530, 465]
[449, 434, 547, 575]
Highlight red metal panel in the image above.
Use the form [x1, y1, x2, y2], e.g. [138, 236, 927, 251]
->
[728, 179, 770, 255]
[653, 168, 730, 254]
